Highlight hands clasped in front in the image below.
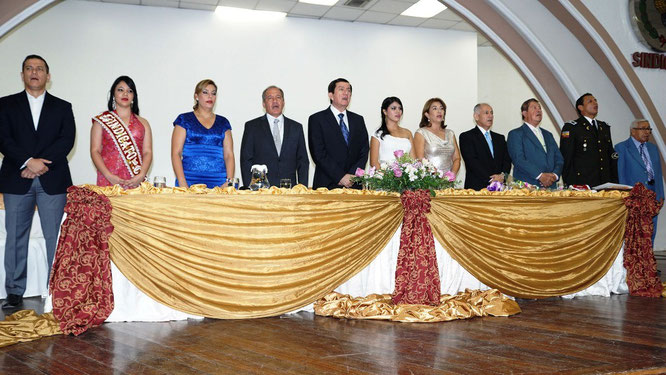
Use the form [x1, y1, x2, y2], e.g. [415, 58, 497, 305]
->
[21, 158, 52, 179]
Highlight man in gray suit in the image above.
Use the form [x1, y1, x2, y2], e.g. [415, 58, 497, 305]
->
[240, 85, 309, 187]
[507, 98, 563, 188]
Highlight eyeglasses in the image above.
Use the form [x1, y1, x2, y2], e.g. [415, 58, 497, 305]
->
[633, 127, 652, 132]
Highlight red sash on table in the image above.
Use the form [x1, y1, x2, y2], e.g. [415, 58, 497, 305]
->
[93, 111, 143, 177]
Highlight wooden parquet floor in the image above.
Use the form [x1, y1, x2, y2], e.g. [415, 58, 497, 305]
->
[0, 253, 664, 375]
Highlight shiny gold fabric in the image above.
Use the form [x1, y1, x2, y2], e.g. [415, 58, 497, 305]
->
[313, 289, 521, 322]
[0, 310, 62, 348]
[429, 189, 629, 298]
[88, 183, 403, 319]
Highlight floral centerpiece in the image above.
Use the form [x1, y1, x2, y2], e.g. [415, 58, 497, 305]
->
[352, 150, 457, 195]
[487, 175, 536, 192]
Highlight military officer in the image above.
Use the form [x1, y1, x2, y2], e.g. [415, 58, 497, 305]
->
[560, 93, 618, 187]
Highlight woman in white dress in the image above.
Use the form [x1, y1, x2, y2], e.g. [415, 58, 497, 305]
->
[413, 97, 461, 176]
[369, 96, 415, 170]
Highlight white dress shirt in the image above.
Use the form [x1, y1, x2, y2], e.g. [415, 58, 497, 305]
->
[22, 91, 46, 168]
[26, 90, 45, 130]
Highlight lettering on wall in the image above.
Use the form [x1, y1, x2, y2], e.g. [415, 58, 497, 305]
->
[631, 51, 666, 69]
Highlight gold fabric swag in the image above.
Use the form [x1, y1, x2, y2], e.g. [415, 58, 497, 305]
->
[82, 185, 627, 318]
[100, 185, 403, 318]
[429, 190, 628, 298]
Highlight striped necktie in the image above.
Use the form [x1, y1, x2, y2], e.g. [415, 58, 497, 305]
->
[640, 143, 654, 181]
[338, 113, 350, 145]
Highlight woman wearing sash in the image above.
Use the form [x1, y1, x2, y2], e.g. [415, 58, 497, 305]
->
[369, 96, 414, 170]
[91, 76, 153, 188]
[171, 79, 235, 188]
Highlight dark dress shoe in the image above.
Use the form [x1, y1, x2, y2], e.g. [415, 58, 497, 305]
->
[1, 294, 23, 309]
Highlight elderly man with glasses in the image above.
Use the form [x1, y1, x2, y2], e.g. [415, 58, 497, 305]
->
[615, 119, 663, 244]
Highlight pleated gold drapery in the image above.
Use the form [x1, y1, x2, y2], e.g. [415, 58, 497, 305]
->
[429, 189, 629, 298]
[91, 185, 403, 319]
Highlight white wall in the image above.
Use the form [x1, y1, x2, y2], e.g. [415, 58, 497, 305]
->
[477, 46, 558, 141]
[501, 0, 635, 147]
[0, 0, 477, 187]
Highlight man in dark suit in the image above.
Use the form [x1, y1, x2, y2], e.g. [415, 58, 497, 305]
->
[507, 98, 563, 188]
[308, 78, 368, 189]
[0, 55, 75, 309]
[560, 93, 618, 187]
[616, 119, 663, 244]
[459, 103, 512, 190]
[240, 86, 309, 187]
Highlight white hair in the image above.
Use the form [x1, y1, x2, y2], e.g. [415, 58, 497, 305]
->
[630, 118, 649, 133]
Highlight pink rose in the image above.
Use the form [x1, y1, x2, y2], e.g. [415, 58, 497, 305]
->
[444, 171, 456, 182]
[355, 168, 365, 177]
[393, 168, 403, 178]
[368, 166, 376, 177]
[394, 149, 404, 158]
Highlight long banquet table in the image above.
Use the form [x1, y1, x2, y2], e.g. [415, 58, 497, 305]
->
[39, 184, 647, 326]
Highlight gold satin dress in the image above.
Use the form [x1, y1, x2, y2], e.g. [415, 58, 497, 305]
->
[416, 127, 456, 172]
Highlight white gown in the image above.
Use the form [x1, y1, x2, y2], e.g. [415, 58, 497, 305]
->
[373, 131, 412, 165]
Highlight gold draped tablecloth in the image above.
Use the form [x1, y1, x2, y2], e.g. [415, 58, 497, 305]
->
[429, 189, 629, 298]
[75, 184, 629, 318]
[92, 184, 404, 319]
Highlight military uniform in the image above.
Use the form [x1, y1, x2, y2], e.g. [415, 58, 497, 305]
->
[559, 116, 618, 187]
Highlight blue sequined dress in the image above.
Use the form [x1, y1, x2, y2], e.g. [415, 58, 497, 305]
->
[173, 112, 231, 188]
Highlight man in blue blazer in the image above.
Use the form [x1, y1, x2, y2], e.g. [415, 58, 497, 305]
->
[615, 119, 663, 243]
[507, 98, 563, 188]
[0, 55, 75, 308]
[240, 86, 309, 188]
[308, 78, 368, 189]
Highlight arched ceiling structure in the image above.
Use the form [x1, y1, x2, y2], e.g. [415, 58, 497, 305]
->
[444, 0, 665, 164]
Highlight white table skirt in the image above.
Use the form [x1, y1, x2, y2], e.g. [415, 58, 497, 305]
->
[0, 210, 50, 299]
[41, 225, 628, 322]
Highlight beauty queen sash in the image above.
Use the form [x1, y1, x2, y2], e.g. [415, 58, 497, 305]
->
[93, 111, 143, 177]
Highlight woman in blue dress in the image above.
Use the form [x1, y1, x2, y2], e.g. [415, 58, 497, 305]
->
[171, 79, 235, 188]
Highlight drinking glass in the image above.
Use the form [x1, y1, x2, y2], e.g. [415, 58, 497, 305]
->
[280, 179, 292, 189]
[153, 176, 166, 188]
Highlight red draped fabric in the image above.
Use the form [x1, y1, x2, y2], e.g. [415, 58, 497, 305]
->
[49, 186, 115, 335]
[392, 189, 441, 305]
[623, 183, 663, 297]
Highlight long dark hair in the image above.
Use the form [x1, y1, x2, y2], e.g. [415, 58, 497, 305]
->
[377, 96, 403, 139]
[419, 98, 446, 129]
[107, 75, 140, 115]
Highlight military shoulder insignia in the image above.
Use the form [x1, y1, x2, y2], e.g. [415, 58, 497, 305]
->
[611, 152, 619, 159]
[562, 130, 570, 138]
[566, 120, 578, 126]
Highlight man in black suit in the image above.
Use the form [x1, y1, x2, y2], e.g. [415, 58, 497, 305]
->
[308, 78, 368, 189]
[459, 103, 512, 190]
[560, 93, 618, 187]
[0, 55, 75, 309]
[240, 85, 309, 187]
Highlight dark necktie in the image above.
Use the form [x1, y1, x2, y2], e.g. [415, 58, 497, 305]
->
[338, 113, 350, 145]
[640, 143, 655, 181]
